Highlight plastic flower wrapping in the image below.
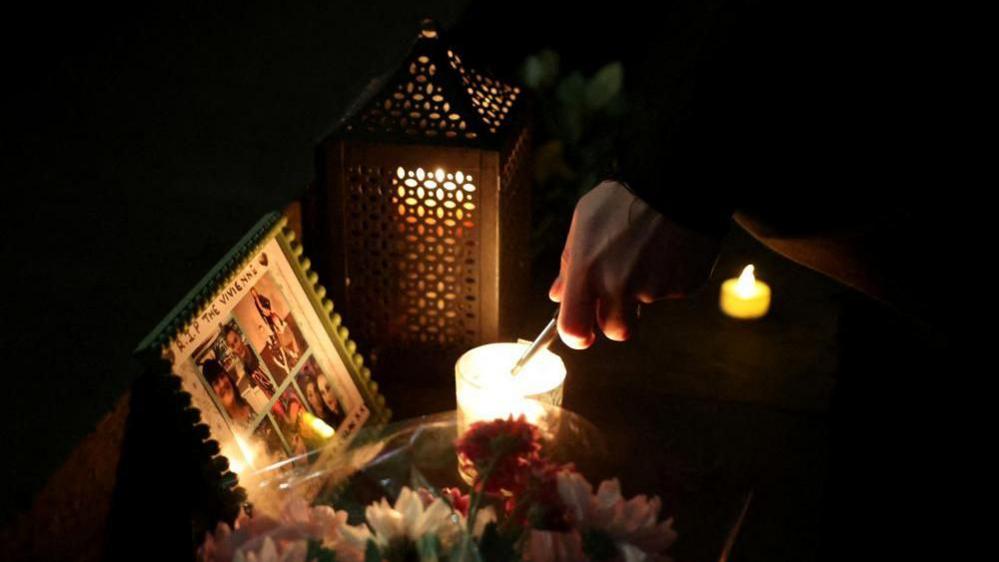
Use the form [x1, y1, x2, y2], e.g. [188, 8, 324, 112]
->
[199, 403, 677, 562]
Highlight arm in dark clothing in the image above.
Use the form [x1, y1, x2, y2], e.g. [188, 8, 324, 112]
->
[604, 1, 955, 328]
[609, 0, 744, 235]
[609, 1, 905, 237]
[454, 1, 950, 327]
[456, 0, 930, 239]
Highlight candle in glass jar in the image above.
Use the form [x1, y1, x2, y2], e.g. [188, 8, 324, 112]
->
[720, 264, 771, 319]
[455, 342, 566, 430]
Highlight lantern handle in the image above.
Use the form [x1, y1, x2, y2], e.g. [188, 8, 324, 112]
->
[419, 18, 440, 39]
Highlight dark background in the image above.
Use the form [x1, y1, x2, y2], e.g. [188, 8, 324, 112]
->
[2, 0, 473, 523]
[1, 1, 964, 560]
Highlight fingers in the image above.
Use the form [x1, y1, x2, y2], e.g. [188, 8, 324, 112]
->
[557, 263, 596, 350]
[550, 217, 575, 303]
[552, 213, 594, 348]
[632, 264, 674, 304]
[633, 275, 679, 303]
[635, 290, 659, 304]
[596, 295, 638, 342]
[549, 274, 563, 302]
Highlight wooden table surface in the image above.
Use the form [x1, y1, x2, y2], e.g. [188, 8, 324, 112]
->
[1, 229, 844, 562]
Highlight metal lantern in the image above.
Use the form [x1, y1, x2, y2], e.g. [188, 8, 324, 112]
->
[311, 20, 531, 353]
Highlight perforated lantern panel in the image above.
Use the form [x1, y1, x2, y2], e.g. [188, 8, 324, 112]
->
[313, 21, 531, 353]
[448, 49, 520, 135]
[344, 22, 521, 145]
[343, 163, 481, 346]
[392, 165, 480, 343]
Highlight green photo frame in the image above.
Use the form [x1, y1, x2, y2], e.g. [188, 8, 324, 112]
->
[137, 212, 389, 503]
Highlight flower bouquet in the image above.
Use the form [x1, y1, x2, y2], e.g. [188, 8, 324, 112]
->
[199, 406, 676, 562]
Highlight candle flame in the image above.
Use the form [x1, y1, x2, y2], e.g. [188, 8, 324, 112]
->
[456, 343, 567, 427]
[228, 435, 255, 476]
[735, 265, 757, 297]
[235, 435, 254, 464]
[303, 411, 336, 439]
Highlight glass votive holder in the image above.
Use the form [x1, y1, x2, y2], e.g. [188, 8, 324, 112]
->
[455, 342, 567, 485]
[455, 342, 567, 437]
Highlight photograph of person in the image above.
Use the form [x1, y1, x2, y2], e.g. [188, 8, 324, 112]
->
[296, 356, 346, 430]
[232, 274, 309, 384]
[269, 385, 309, 462]
[200, 358, 255, 428]
[220, 321, 276, 413]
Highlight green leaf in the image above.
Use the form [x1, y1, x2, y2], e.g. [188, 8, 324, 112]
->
[478, 522, 521, 562]
[554, 72, 586, 144]
[365, 539, 382, 562]
[581, 529, 618, 562]
[521, 57, 545, 90]
[307, 539, 339, 562]
[520, 50, 561, 91]
[556, 71, 586, 108]
[538, 50, 560, 77]
[533, 140, 575, 185]
[447, 533, 484, 562]
[416, 534, 441, 562]
[557, 105, 584, 146]
[585, 62, 624, 111]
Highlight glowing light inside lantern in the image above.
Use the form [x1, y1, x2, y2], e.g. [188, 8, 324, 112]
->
[391, 164, 479, 344]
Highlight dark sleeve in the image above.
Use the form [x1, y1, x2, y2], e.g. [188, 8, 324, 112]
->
[607, 0, 745, 236]
[608, 0, 899, 238]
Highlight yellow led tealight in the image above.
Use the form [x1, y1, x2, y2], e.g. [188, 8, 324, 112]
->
[720, 265, 771, 320]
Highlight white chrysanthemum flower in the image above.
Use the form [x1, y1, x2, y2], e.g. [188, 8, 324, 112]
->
[524, 529, 585, 562]
[197, 501, 349, 562]
[336, 486, 482, 560]
[557, 472, 678, 562]
[335, 522, 374, 562]
[280, 497, 349, 545]
[232, 536, 308, 562]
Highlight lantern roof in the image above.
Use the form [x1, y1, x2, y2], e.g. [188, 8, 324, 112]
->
[329, 20, 524, 148]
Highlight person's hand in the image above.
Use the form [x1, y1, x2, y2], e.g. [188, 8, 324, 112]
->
[549, 181, 722, 349]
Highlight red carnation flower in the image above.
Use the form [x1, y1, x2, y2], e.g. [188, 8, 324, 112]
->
[440, 487, 471, 516]
[507, 460, 574, 531]
[455, 416, 543, 495]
